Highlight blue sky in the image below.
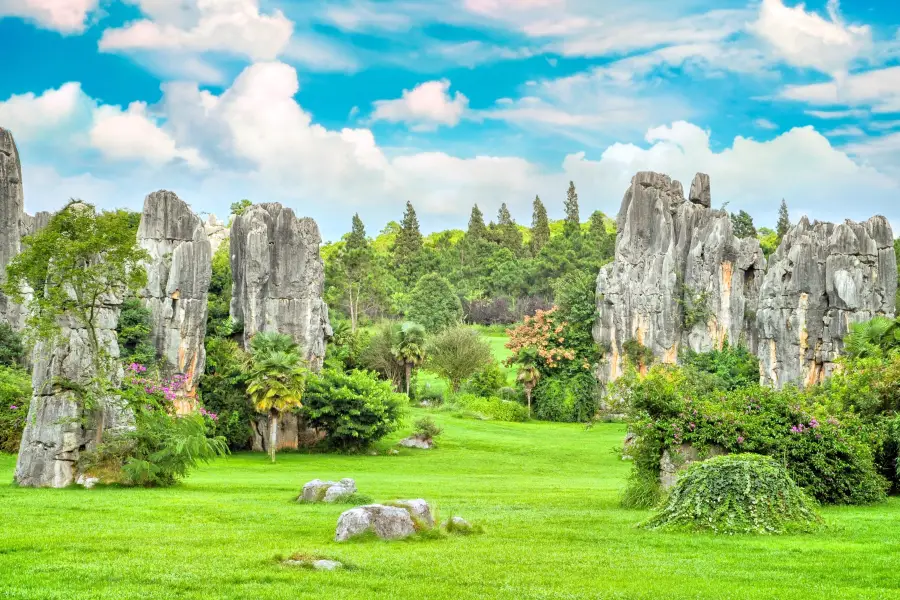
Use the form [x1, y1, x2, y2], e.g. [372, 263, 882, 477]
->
[1, 0, 900, 240]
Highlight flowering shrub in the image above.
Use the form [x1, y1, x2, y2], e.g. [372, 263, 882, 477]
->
[505, 308, 580, 373]
[619, 364, 888, 506]
[78, 362, 227, 486]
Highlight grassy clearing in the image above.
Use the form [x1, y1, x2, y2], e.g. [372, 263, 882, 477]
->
[419, 325, 515, 394]
[2, 409, 899, 600]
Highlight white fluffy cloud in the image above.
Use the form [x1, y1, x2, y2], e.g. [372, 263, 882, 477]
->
[370, 80, 469, 130]
[9, 62, 900, 239]
[99, 0, 293, 61]
[781, 66, 900, 113]
[0, 82, 87, 140]
[0, 0, 98, 33]
[750, 0, 871, 74]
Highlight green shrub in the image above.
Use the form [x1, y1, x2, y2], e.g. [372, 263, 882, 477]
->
[426, 326, 493, 392]
[300, 369, 405, 451]
[0, 322, 25, 367]
[0, 366, 31, 453]
[532, 373, 599, 422]
[413, 417, 443, 440]
[415, 383, 445, 406]
[453, 393, 528, 422]
[406, 273, 463, 333]
[643, 454, 823, 535]
[198, 337, 253, 450]
[620, 365, 888, 506]
[681, 341, 760, 391]
[462, 361, 507, 397]
[117, 297, 156, 365]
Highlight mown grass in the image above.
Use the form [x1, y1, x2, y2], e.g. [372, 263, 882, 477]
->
[1, 410, 899, 599]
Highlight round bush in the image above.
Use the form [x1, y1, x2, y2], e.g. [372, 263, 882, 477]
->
[642, 454, 822, 535]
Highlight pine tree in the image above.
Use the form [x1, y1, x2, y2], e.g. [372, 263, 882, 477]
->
[496, 203, 522, 253]
[467, 204, 486, 239]
[395, 201, 423, 256]
[776, 199, 791, 240]
[340, 214, 374, 331]
[730, 210, 757, 239]
[564, 181, 580, 237]
[530, 195, 550, 255]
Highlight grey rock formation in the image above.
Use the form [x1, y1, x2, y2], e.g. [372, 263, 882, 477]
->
[299, 478, 357, 503]
[0, 128, 27, 330]
[399, 435, 434, 449]
[757, 216, 897, 387]
[595, 172, 766, 382]
[23, 211, 51, 236]
[137, 191, 212, 408]
[229, 202, 331, 370]
[335, 504, 418, 542]
[15, 291, 130, 488]
[203, 214, 228, 255]
[594, 170, 896, 389]
[659, 444, 726, 490]
[392, 499, 434, 528]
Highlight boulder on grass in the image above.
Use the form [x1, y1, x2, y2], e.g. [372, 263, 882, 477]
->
[399, 435, 434, 449]
[445, 516, 473, 534]
[390, 499, 434, 528]
[299, 478, 357, 503]
[659, 444, 726, 490]
[335, 505, 416, 542]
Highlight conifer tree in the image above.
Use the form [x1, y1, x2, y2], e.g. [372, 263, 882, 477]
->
[564, 181, 580, 237]
[339, 214, 374, 331]
[394, 201, 423, 257]
[776, 199, 791, 241]
[530, 195, 550, 255]
[467, 204, 486, 239]
[496, 203, 522, 254]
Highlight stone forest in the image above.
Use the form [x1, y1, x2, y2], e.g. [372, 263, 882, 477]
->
[3, 112, 900, 599]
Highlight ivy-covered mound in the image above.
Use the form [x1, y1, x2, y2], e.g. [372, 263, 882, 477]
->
[642, 454, 823, 535]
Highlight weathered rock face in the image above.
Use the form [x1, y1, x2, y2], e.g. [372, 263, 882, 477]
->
[15, 293, 130, 488]
[229, 203, 331, 369]
[757, 216, 897, 387]
[204, 214, 228, 255]
[137, 191, 212, 409]
[594, 171, 897, 389]
[594, 172, 766, 382]
[23, 211, 51, 237]
[0, 128, 27, 330]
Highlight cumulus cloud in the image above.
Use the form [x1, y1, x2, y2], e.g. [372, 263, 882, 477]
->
[99, 0, 293, 61]
[781, 66, 900, 113]
[370, 80, 469, 130]
[750, 0, 871, 74]
[0, 82, 89, 140]
[0, 0, 98, 33]
[9, 62, 900, 239]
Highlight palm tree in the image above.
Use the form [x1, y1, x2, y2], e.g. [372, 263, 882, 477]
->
[515, 347, 541, 417]
[247, 333, 307, 463]
[393, 322, 427, 396]
[845, 316, 898, 358]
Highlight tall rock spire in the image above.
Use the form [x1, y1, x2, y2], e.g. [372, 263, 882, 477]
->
[0, 127, 27, 330]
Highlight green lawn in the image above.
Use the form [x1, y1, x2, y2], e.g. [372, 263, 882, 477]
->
[2, 411, 899, 599]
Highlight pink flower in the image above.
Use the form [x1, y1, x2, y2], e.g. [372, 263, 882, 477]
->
[737, 436, 745, 444]
[9, 405, 18, 410]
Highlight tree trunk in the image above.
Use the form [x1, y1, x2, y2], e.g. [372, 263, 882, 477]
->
[349, 285, 358, 333]
[268, 410, 278, 463]
[526, 388, 532, 417]
[405, 363, 412, 396]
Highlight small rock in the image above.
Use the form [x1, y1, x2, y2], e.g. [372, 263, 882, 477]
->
[388, 449, 400, 456]
[299, 478, 357, 503]
[391, 499, 434, 528]
[312, 560, 343, 571]
[335, 505, 417, 542]
[76, 475, 99, 489]
[445, 516, 473, 533]
[622, 432, 637, 460]
[399, 436, 433, 449]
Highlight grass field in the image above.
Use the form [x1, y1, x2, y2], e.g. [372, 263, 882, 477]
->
[2, 410, 899, 600]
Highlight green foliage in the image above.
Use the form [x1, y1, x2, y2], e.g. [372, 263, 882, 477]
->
[532, 372, 599, 423]
[0, 322, 25, 367]
[230, 199, 252, 216]
[730, 210, 757, 239]
[467, 205, 487, 239]
[622, 339, 655, 370]
[300, 369, 405, 451]
[406, 273, 463, 333]
[325, 320, 370, 372]
[207, 242, 232, 335]
[394, 321, 427, 395]
[529, 196, 550, 255]
[681, 341, 760, 391]
[361, 322, 405, 390]
[618, 365, 889, 506]
[676, 279, 712, 330]
[462, 360, 507, 397]
[757, 227, 779, 258]
[643, 454, 823, 535]
[427, 326, 493, 392]
[117, 297, 156, 365]
[199, 337, 252, 450]
[777, 199, 791, 241]
[393, 201, 425, 285]
[492, 203, 523, 254]
[4, 202, 148, 375]
[844, 316, 900, 359]
[0, 366, 31, 453]
[553, 270, 600, 371]
[413, 417, 443, 440]
[564, 181, 580, 237]
[452, 393, 529, 422]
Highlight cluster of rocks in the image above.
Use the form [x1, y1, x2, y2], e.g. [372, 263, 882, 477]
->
[595, 171, 897, 389]
[0, 126, 332, 488]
